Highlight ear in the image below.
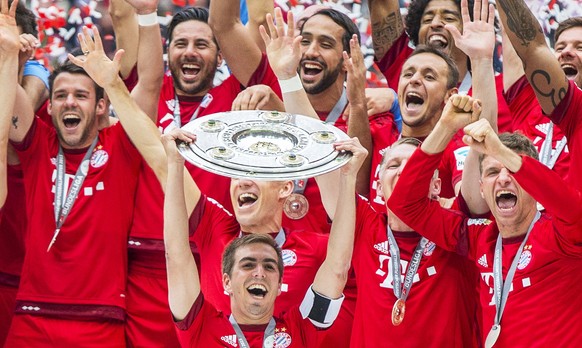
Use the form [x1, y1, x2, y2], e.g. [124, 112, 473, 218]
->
[279, 180, 294, 200]
[217, 50, 224, 68]
[223, 273, 233, 296]
[429, 177, 441, 200]
[479, 179, 485, 199]
[277, 283, 282, 296]
[47, 100, 53, 116]
[444, 87, 458, 103]
[376, 180, 385, 199]
[95, 97, 107, 118]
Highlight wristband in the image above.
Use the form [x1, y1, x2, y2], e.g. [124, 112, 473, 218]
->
[138, 12, 158, 26]
[278, 74, 303, 93]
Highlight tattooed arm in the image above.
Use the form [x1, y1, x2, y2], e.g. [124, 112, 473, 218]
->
[367, 0, 404, 61]
[496, 0, 568, 115]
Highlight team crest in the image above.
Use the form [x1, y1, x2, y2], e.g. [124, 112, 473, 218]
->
[282, 250, 297, 267]
[467, 218, 492, 226]
[517, 250, 532, 270]
[90, 149, 109, 168]
[423, 241, 436, 257]
[273, 332, 292, 348]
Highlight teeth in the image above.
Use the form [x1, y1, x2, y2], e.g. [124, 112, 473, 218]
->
[183, 64, 199, 69]
[407, 92, 421, 98]
[496, 190, 515, 198]
[248, 284, 266, 291]
[429, 34, 447, 43]
[240, 193, 257, 200]
[304, 63, 321, 70]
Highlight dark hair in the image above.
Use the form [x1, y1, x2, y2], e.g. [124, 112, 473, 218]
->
[479, 132, 539, 173]
[301, 8, 360, 53]
[554, 17, 582, 44]
[48, 61, 104, 101]
[409, 45, 459, 89]
[13, 0, 38, 37]
[167, 7, 215, 45]
[222, 234, 284, 282]
[405, 0, 475, 46]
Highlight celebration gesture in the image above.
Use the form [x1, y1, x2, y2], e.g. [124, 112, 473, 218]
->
[446, 0, 496, 60]
[0, 0, 20, 55]
[260, 8, 301, 79]
[123, 0, 158, 15]
[68, 26, 125, 89]
[441, 94, 482, 132]
[462, 118, 502, 157]
[344, 34, 367, 111]
[334, 137, 368, 177]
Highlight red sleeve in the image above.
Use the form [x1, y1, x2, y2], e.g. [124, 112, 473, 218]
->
[375, 32, 413, 90]
[387, 148, 472, 256]
[504, 75, 536, 132]
[174, 292, 205, 331]
[548, 80, 579, 135]
[247, 54, 282, 98]
[513, 155, 582, 244]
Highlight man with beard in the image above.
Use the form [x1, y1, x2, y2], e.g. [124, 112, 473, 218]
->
[495, 0, 582, 190]
[2, 23, 143, 345]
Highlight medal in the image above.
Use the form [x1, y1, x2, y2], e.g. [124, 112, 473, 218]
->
[485, 324, 501, 348]
[391, 299, 405, 326]
[283, 193, 309, 220]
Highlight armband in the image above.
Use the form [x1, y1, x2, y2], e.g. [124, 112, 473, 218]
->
[138, 12, 158, 26]
[299, 286, 344, 329]
[278, 74, 303, 94]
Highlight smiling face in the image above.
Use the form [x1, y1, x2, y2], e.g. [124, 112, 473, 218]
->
[49, 72, 104, 149]
[398, 52, 455, 136]
[223, 242, 282, 324]
[479, 155, 537, 236]
[230, 179, 293, 233]
[168, 20, 222, 97]
[418, 0, 463, 57]
[299, 14, 346, 95]
[554, 26, 582, 87]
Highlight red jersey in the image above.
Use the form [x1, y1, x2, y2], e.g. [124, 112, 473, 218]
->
[505, 75, 569, 179]
[175, 293, 319, 348]
[376, 31, 513, 133]
[548, 80, 582, 190]
[389, 148, 582, 346]
[350, 195, 479, 347]
[12, 120, 141, 320]
[189, 197, 329, 318]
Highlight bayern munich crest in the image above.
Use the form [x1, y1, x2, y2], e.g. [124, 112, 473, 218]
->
[273, 332, 292, 348]
[90, 149, 109, 168]
[517, 250, 532, 270]
[423, 241, 436, 257]
[282, 250, 297, 267]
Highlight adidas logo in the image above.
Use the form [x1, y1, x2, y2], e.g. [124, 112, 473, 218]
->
[374, 241, 389, 254]
[477, 254, 488, 268]
[221, 335, 238, 347]
[535, 122, 550, 135]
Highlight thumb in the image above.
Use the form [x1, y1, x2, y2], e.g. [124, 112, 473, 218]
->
[445, 24, 463, 45]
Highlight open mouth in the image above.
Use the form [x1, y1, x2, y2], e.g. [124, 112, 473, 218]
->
[238, 192, 258, 208]
[247, 284, 267, 298]
[182, 63, 201, 79]
[562, 64, 578, 79]
[405, 92, 425, 109]
[495, 190, 517, 211]
[63, 114, 81, 129]
[301, 61, 323, 77]
[428, 34, 448, 50]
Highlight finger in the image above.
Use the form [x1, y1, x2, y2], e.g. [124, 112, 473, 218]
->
[111, 49, 125, 71]
[473, 0, 481, 22]
[248, 91, 264, 110]
[461, 0, 471, 24]
[292, 35, 302, 56]
[255, 96, 268, 110]
[8, 0, 17, 17]
[82, 26, 95, 51]
[266, 12, 277, 40]
[92, 26, 104, 52]
[286, 11, 295, 37]
[259, 25, 270, 47]
[461, 96, 473, 112]
[472, 100, 482, 121]
[274, 7, 285, 37]
[231, 95, 241, 111]
[343, 51, 353, 74]
[342, 104, 351, 121]
[445, 25, 463, 45]
[67, 53, 84, 68]
[487, 4, 495, 26]
[481, 0, 489, 23]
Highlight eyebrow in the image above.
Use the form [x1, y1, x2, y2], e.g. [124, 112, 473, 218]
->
[239, 257, 278, 265]
[423, 8, 460, 17]
[301, 32, 338, 44]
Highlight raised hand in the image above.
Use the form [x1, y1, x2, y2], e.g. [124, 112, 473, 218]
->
[344, 34, 367, 110]
[462, 118, 501, 156]
[0, 0, 20, 55]
[123, 0, 158, 15]
[333, 137, 368, 177]
[161, 128, 196, 164]
[68, 26, 125, 89]
[440, 94, 482, 132]
[260, 8, 301, 79]
[445, 0, 495, 60]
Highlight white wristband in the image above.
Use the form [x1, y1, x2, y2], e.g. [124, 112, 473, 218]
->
[278, 74, 303, 93]
[138, 12, 158, 26]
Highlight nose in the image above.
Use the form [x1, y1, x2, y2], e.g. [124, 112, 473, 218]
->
[497, 168, 513, 184]
[396, 160, 407, 176]
[253, 264, 266, 278]
[430, 15, 444, 29]
[184, 42, 200, 58]
[559, 45, 576, 59]
[303, 41, 319, 58]
[64, 93, 77, 107]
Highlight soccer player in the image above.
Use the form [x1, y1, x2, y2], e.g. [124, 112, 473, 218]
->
[388, 95, 582, 346]
[161, 124, 365, 347]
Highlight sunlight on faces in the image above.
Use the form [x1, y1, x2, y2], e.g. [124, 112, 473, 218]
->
[230, 179, 292, 229]
[479, 156, 537, 230]
[554, 27, 582, 87]
[418, 0, 463, 57]
[299, 15, 346, 95]
[398, 53, 455, 130]
[223, 243, 282, 322]
[49, 73, 104, 149]
[168, 20, 222, 97]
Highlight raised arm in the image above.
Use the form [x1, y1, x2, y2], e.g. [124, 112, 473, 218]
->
[124, 0, 164, 121]
[245, 0, 273, 52]
[209, 0, 262, 86]
[496, 0, 568, 114]
[447, 0, 497, 214]
[368, 0, 404, 61]
[0, 0, 19, 205]
[70, 26, 200, 214]
[109, 0, 138, 79]
[312, 138, 367, 299]
[162, 132, 200, 320]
